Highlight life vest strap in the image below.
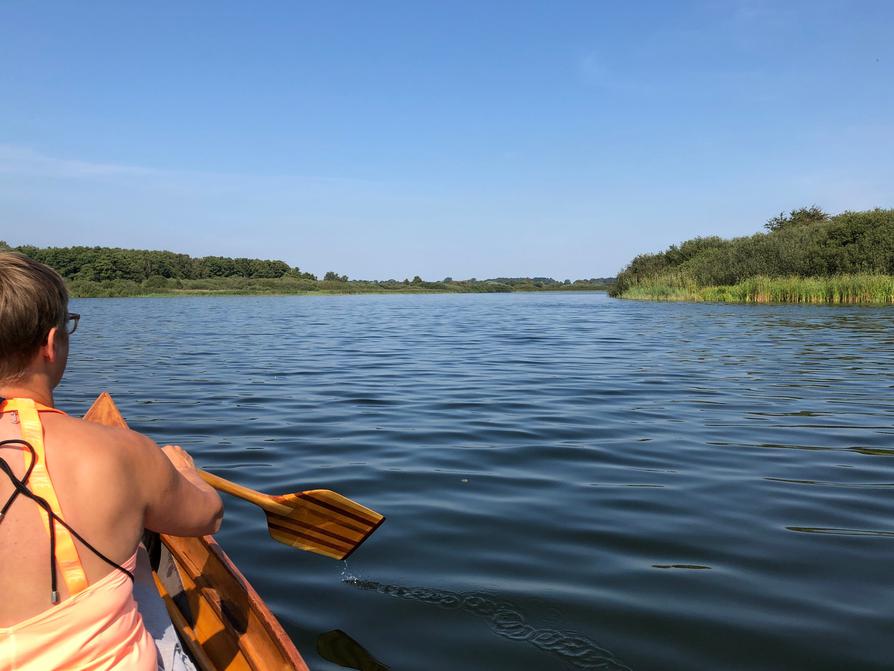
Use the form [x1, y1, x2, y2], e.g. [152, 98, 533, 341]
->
[0, 398, 89, 594]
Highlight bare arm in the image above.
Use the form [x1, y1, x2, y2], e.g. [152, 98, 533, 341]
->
[130, 433, 224, 536]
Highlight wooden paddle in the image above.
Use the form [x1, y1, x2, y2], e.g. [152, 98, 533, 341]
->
[84, 392, 385, 560]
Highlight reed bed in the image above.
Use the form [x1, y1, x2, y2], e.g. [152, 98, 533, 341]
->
[620, 274, 894, 304]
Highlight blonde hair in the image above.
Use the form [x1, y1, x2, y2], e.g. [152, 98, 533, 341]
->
[0, 252, 69, 382]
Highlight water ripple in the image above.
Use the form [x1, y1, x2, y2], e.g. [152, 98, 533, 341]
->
[58, 294, 894, 671]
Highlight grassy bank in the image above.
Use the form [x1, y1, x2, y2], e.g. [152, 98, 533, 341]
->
[620, 274, 894, 304]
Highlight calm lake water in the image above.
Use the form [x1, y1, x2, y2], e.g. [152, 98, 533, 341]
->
[59, 292, 894, 671]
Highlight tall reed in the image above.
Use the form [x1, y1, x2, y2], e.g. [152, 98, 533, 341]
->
[619, 274, 894, 304]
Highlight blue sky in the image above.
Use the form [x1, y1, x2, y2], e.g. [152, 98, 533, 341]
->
[1, 1, 892, 279]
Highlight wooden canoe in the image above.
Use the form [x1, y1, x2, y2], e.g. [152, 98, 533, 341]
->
[84, 392, 309, 671]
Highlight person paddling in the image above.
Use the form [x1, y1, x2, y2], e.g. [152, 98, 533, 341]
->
[0, 251, 223, 670]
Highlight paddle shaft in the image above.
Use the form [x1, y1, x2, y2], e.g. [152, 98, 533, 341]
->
[199, 470, 290, 515]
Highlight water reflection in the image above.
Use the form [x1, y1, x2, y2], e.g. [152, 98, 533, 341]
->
[786, 527, 894, 538]
[765, 477, 894, 490]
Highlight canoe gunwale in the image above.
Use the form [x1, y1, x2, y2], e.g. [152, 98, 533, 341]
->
[160, 532, 307, 670]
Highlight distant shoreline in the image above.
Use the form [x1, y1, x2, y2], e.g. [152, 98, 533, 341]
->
[1, 242, 615, 298]
[73, 285, 612, 299]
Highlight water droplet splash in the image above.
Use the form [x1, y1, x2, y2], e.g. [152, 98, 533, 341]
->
[341, 560, 364, 586]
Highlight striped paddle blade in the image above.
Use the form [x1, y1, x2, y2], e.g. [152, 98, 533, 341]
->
[265, 490, 385, 560]
[197, 469, 385, 561]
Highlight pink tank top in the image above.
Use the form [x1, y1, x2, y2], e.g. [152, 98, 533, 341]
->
[0, 398, 157, 670]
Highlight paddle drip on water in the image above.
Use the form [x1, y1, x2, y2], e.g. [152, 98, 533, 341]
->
[344, 578, 631, 671]
[340, 560, 359, 583]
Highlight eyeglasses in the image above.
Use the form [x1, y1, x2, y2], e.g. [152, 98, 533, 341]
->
[66, 312, 80, 335]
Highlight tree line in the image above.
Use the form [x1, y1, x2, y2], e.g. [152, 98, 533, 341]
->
[0, 242, 614, 297]
[0, 244, 315, 282]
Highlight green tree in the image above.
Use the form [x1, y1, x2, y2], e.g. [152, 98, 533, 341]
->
[765, 205, 830, 232]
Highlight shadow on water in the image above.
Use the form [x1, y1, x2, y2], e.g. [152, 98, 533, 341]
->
[344, 576, 632, 671]
[317, 629, 390, 671]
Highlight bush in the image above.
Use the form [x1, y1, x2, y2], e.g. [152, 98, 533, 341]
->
[612, 207, 894, 298]
[142, 275, 171, 290]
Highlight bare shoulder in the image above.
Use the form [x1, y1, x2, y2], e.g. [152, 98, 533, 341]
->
[48, 413, 161, 465]
[47, 414, 224, 536]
